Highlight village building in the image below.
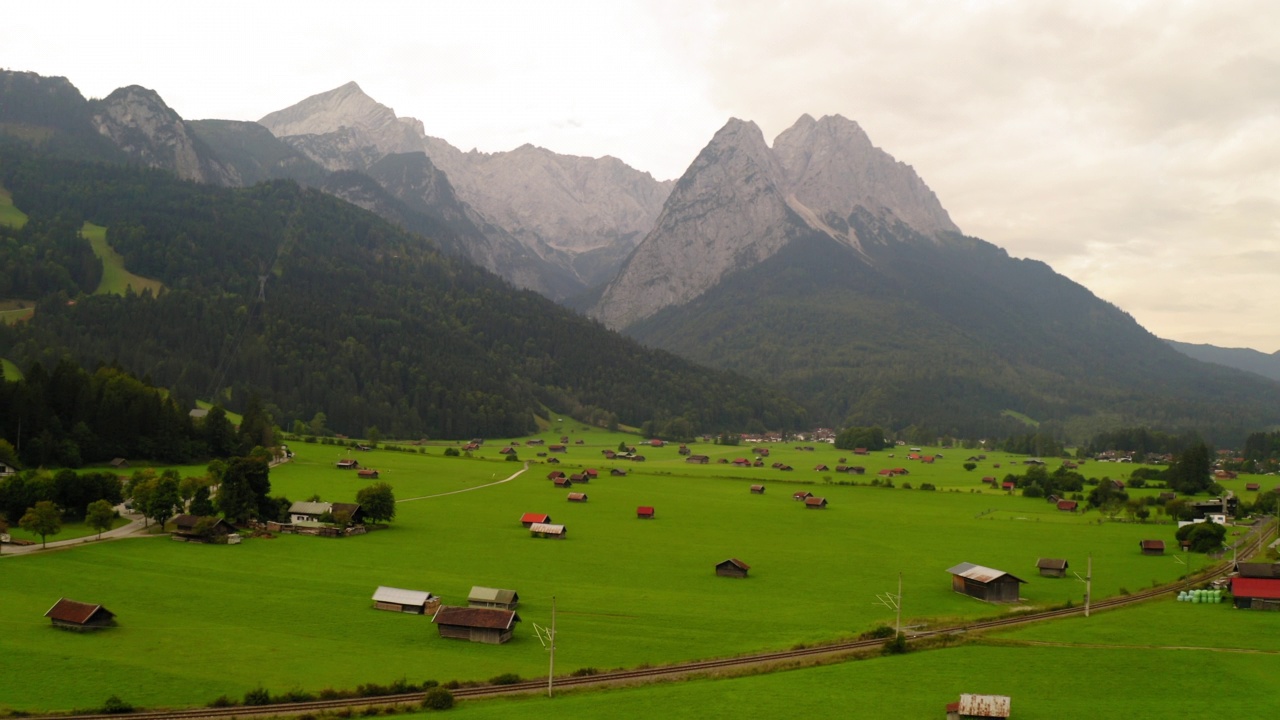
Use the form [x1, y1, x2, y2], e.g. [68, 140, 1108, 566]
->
[1056, 500, 1078, 512]
[520, 513, 551, 528]
[336, 458, 360, 470]
[553, 477, 573, 488]
[792, 491, 813, 501]
[946, 563, 1027, 603]
[946, 694, 1011, 719]
[804, 497, 828, 509]
[110, 458, 129, 469]
[467, 587, 519, 610]
[610, 468, 628, 477]
[548, 444, 567, 453]
[686, 455, 711, 464]
[716, 558, 750, 578]
[371, 586, 439, 614]
[357, 468, 379, 479]
[1036, 558, 1069, 578]
[584, 469, 598, 479]
[567, 492, 588, 502]
[45, 598, 116, 631]
[432, 606, 520, 644]
[570, 473, 587, 483]
[1232, 563, 1280, 610]
[529, 522, 567, 539]
[287, 501, 364, 525]
[637, 506, 655, 519]
[1139, 539, 1165, 556]
[171, 514, 235, 540]
[547, 470, 566, 481]
[0, 461, 16, 477]
[750, 484, 766, 494]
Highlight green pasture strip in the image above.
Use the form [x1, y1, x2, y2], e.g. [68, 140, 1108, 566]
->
[994, 595, 1280, 652]
[0, 358, 21, 381]
[1000, 409, 1040, 427]
[82, 221, 164, 296]
[0, 439, 1200, 712]
[4, 516, 130, 544]
[195, 400, 243, 425]
[0, 305, 35, 325]
[433, 642, 1280, 719]
[0, 185, 28, 229]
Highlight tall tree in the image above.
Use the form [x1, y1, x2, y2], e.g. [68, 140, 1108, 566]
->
[145, 475, 181, 530]
[85, 498, 116, 539]
[355, 482, 396, 525]
[19, 500, 61, 548]
[1167, 443, 1213, 495]
[216, 456, 271, 523]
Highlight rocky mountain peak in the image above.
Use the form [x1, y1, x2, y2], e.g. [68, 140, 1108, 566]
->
[259, 82, 426, 158]
[91, 86, 238, 185]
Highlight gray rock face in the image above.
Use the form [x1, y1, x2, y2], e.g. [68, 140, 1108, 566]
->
[260, 83, 671, 295]
[91, 86, 239, 185]
[591, 114, 960, 329]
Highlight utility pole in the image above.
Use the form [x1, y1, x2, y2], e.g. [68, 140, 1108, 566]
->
[1085, 554, 1092, 618]
[547, 596, 556, 698]
[896, 572, 903, 636]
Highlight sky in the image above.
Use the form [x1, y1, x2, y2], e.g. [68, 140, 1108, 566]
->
[5, 0, 1278, 352]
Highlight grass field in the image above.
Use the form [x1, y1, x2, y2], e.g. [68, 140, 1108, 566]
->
[4, 515, 131, 545]
[0, 437, 1228, 712]
[0, 185, 28, 229]
[82, 221, 165, 296]
[0, 358, 20, 381]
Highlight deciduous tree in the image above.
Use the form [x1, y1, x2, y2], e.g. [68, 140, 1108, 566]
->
[85, 499, 116, 539]
[356, 482, 396, 525]
[20, 500, 61, 547]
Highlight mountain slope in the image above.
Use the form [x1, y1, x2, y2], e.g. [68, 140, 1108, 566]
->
[1166, 340, 1280, 384]
[0, 148, 804, 438]
[603, 115, 1280, 442]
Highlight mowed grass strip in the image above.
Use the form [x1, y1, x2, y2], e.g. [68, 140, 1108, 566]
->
[0, 185, 27, 229]
[0, 358, 21, 381]
[82, 221, 164, 296]
[0, 440, 1198, 711]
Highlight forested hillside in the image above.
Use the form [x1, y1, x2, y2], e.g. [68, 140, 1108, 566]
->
[0, 146, 804, 439]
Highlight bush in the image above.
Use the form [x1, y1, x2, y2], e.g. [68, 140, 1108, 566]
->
[488, 673, 521, 685]
[209, 694, 237, 707]
[443, 447, 460, 457]
[570, 667, 600, 677]
[421, 687, 454, 711]
[859, 624, 896, 640]
[101, 695, 133, 714]
[243, 686, 271, 706]
[881, 632, 908, 655]
[919, 483, 936, 491]
[963, 462, 977, 471]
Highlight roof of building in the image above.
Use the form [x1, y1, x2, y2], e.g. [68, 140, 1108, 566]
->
[331, 502, 361, 517]
[45, 598, 113, 624]
[372, 586, 435, 606]
[804, 496, 827, 507]
[1236, 562, 1280, 579]
[520, 513, 551, 524]
[567, 492, 588, 501]
[529, 522, 565, 534]
[1140, 540, 1165, 550]
[432, 606, 520, 630]
[718, 558, 751, 571]
[289, 501, 331, 516]
[1056, 500, 1078, 510]
[1232, 576, 1280, 600]
[946, 562, 1027, 584]
[1036, 558, 1068, 570]
[954, 694, 1011, 718]
[637, 506, 655, 514]
[468, 587, 519, 605]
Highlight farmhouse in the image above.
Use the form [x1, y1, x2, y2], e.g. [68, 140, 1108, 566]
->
[336, 458, 359, 470]
[716, 558, 750, 578]
[371, 586, 439, 614]
[946, 562, 1027, 603]
[1139, 540, 1165, 556]
[529, 522, 567, 539]
[45, 598, 116, 631]
[1231, 576, 1280, 611]
[287, 501, 364, 525]
[567, 492, 588, 502]
[637, 506, 655, 519]
[357, 468, 379, 479]
[468, 587, 519, 610]
[171, 514, 235, 538]
[1036, 558, 1069, 578]
[793, 491, 813, 501]
[520, 513, 551, 527]
[946, 694, 1011, 719]
[750, 484, 766, 494]
[432, 606, 520, 644]
[804, 496, 828, 509]
[1056, 500, 1078, 512]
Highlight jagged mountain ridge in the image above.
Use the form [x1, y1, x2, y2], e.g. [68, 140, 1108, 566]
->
[602, 114, 1280, 441]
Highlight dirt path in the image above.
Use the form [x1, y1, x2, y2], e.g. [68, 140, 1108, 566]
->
[397, 462, 529, 503]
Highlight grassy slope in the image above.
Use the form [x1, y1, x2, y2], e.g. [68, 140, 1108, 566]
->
[0, 187, 35, 324]
[0, 185, 27, 229]
[82, 221, 164, 296]
[0, 436, 1242, 711]
[0, 357, 20, 381]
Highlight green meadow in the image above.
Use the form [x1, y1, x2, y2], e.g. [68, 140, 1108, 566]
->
[4, 515, 131, 545]
[0, 185, 27, 229]
[82, 221, 164, 297]
[0, 437, 1223, 712]
[0, 358, 20, 381]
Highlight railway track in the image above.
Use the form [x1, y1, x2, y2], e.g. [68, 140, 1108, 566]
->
[41, 520, 1274, 720]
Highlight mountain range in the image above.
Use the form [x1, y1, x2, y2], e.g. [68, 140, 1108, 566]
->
[1, 68, 1277, 443]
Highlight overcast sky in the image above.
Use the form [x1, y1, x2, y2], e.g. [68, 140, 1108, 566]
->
[5, 1, 1277, 352]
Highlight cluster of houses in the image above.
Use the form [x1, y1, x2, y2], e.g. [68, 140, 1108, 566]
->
[371, 585, 520, 644]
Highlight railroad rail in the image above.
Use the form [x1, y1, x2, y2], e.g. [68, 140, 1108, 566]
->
[38, 519, 1274, 720]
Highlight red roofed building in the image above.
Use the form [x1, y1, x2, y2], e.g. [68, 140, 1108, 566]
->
[1231, 576, 1280, 610]
[1057, 500, 1078, 512]
[45, 598, 116, 631]
[1140, 539, 1165, 555]
[520, 513, 551, 527]
[637, 506, 655, 519]
[357, 468, 379, 479]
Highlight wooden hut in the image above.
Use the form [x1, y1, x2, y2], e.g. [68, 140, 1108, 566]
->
[946, 694, 1011, 719]
[792, 491, 813, 501]
[1056, 500, 1078, 512]
[468, 586, 519, 610]
[1139, 539, 1165, 556]
[171, 514, 235, 539]
[371, 586, 439, 614]
[567, 492, 588, 502]
[946, 562, 1027, 603]
[529, 522, 567, 539]
[750, 484, 766, 494]
[520, 513, 551, 528]
[636, 506, 655, 519]
[432, 606, 520, 644]
[336, 458, 359, 470]
[553, 477, 573, 488]
[716, 558, 750, 578]
[804, 496, 828, 509]
[1036, 558, 1069, 578]
[357, 468, 380, 479]
[44, 598, 116, 631]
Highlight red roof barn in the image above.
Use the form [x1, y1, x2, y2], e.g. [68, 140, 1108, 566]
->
[636, 506, 655, 519]
[45, 598, 116, 631]
[520, 513, 551, 527]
